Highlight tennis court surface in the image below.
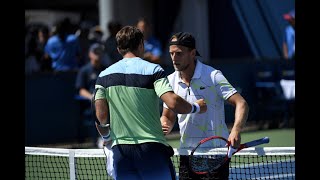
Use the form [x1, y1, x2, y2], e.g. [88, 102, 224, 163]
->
[25, 146, 295, 179]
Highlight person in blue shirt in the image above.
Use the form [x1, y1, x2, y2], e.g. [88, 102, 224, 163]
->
[136, 17, 162, 64]
[75, 43, 106, 147]
[75, 43, 106, 100]
[45, 18, 81, 71]
[282, 10, 295, 60]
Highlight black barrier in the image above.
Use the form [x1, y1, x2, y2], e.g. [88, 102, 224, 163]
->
[25, 72, 80, 145]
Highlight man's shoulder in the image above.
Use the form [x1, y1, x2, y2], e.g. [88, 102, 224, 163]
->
[199, 61, 215, 70]
[167, 70, 177, 76]
[136, 58, 163, 72]
[166, 71, 179, 82]
[198, 61, 219, 76]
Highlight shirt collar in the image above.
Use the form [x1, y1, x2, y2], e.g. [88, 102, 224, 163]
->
[193, 59, 202, 79]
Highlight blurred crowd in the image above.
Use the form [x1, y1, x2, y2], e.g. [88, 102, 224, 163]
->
[25, 17, 165, 147]
[25, 17, 123, 75]
[25, 11, 294, 147]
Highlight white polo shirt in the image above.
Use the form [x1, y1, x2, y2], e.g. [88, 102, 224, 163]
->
[163, 60, 237, 149]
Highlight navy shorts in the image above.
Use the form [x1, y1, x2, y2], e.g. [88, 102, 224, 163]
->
[112, 142, 176, 180]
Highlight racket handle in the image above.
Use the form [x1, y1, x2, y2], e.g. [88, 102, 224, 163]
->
[228, 146, 237, 158]
[245, 137, 270, 147]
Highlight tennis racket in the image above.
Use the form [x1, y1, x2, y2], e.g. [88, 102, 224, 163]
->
[189, 136, 269, 174]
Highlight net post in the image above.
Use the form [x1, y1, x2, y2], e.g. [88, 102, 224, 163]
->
[69, 149, 76, 180]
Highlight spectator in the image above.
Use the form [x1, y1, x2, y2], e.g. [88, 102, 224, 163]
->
[280, 9, 296, 126]
[76, 43, 106, 99]
[161, 32, 249, 180]
[75, 43, 107, 147]
[44, 18, 81, 72]
[88, 25, 104, 45]
[36, 25, 52, 72]
[76, 21, 92, 67]
[25, 25, 40, 74]
[93, 26, 207, 179]
[282, 10, 295, 60]
[136, 17, 162, 64]
[104, 20, 123, 65]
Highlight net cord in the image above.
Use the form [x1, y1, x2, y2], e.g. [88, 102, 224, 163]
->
[25, 146, 295, 156]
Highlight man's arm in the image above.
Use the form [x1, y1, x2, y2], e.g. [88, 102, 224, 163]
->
[160, 107, 176, 135]
[227, 93, 249, 148]
[95, 99, 110, 137]
[160, 91, 207, 114]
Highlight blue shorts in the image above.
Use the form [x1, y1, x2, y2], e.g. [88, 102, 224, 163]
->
[112, 142, 176, 180]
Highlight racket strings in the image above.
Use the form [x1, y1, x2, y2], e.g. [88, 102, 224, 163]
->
[190, 155, 226, 173]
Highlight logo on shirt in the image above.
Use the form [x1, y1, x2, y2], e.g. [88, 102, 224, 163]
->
[200, 86, 206, 90]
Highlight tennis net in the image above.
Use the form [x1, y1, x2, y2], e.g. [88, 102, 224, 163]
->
[25, 146, 295, 179]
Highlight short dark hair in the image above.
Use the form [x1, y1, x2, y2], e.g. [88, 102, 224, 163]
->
[116, 26, 144, 55]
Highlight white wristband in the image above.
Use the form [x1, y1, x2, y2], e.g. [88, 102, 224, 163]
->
[99, 123, 110, 128]
[193, 102, 200, 113]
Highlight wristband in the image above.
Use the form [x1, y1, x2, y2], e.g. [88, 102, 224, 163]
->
[102, 134, 111, 142]
[99, 123, 110, 128]
[102, 134, 110, 140]
[193, 102, 200, 113]
[190, 104, 195, 114]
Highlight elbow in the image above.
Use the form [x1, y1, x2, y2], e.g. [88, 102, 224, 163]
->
[166, 94, 180, 110]
[242, 100, 249, 115]
[96, 112, 108, 124]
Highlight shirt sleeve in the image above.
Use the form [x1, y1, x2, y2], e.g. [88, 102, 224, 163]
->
[154, 77, 173, 98]
[213, 70, 237, 100]
[94, 84, 106, 100]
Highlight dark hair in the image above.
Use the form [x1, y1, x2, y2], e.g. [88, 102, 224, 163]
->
[116, 26, 144, 55]
[89, 43, 104, 56]
[108, 21, 122, 36]
[55, 18, 72, 42]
